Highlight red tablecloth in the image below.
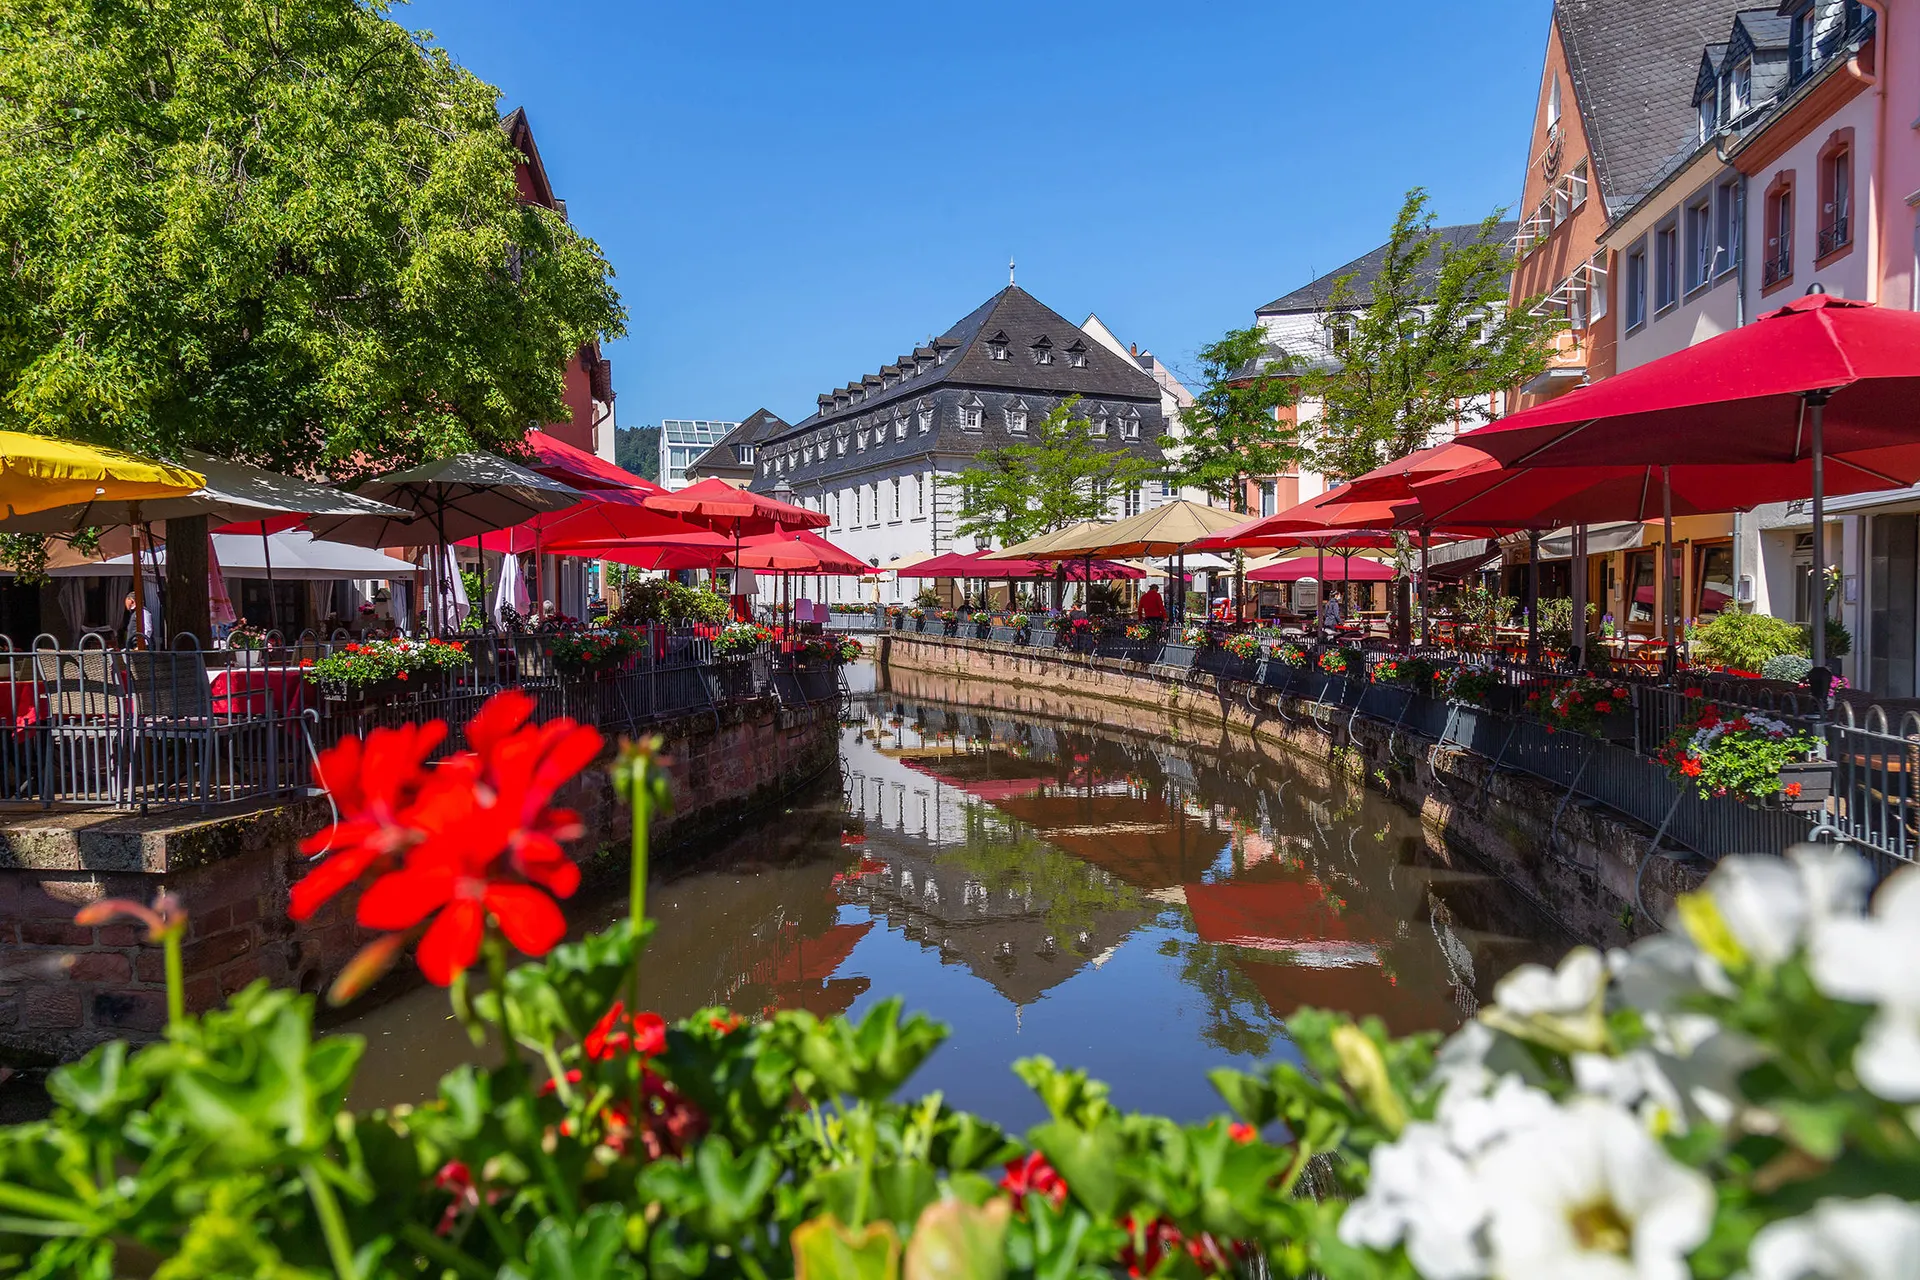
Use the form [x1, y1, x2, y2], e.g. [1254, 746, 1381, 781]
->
[208, 666, 307, 717]
[0, 680, 44, 728]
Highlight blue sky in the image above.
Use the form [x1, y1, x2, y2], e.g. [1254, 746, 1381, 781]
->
[399, 1, 1552, 430]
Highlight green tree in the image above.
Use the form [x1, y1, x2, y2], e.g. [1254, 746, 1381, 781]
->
[1160, 327, 1300, 512]
[615, 425, 661, 481]
[0, 0, 624, 476]
[1303, 189, 1558, 480]
[942, 397, 1153, 549]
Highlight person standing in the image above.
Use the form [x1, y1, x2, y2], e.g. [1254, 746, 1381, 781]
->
[1138, 584, 1165, 621]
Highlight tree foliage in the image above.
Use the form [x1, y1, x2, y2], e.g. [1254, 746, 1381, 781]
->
[942, 398, 1154, 549]
[0, 0, 624, 476]
[1161, 327, 1300, 511]
[1302, 189, 1557, 480]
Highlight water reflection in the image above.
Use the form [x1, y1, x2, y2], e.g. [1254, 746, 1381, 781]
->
[342, 665, 1567, 1127]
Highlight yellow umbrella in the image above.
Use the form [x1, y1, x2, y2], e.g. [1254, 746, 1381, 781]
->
[982, 520, 1111, 560]
[0, 433, 204, 519]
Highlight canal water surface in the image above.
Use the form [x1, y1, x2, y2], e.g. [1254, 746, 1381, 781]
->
[343, 663, 1569, 1129]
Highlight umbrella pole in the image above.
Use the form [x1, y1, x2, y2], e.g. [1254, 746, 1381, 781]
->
[128, 506, 145, 647]
[1661, 465, 1675, 677]
[1419, 528, 1431, 648]
[1571, 523, 1588, 670]
[145, 522, 166, 646]
[1808, 392, 1829, 691]
[1316, 544, 1325, 636]
[1526, 532, 1540, 668]
[260, 520, 279, 638]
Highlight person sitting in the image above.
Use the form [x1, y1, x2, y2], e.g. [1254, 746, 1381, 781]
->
[1137, 585, 1166, 621]
[1321, 595, 1344, 632]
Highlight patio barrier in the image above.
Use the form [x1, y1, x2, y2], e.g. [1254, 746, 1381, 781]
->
[0, 629, 843, 814]
[870, 619, 1913, 875]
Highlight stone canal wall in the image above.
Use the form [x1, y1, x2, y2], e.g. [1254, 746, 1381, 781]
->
[878, 633, 1709, 951]
[0, 698, 840, 1066]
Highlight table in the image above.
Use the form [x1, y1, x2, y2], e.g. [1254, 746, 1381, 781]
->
[208, 666, 307, 717]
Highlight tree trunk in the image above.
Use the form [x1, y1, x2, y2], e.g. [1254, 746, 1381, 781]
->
[165, 515, 212, 647]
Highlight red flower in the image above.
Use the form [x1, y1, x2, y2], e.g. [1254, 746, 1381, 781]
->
[1683, 686, 1703, 698]
[356, 843, 568, 984]
[1681, 758, 1703, 777]
[586, 1002, 667, 1060]
[1730, 716, 1752, 733]
[1000, 1151, 1068, 1208]
[1784, 781, 1803, 799]
[1118, 1214, 1186, 1278]
[291, 721, 448, 921]
[299, 658, 314, 669]
[1228, 1121, 1258, 1144]
[708, 1013, 742, 1034]
[1594, 700, 1612, 713]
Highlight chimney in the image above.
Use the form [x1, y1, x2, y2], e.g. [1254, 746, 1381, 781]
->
[1129, 342, 1138, 357]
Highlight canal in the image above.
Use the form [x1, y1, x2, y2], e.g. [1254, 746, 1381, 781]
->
[343, 662, 1571, 1128]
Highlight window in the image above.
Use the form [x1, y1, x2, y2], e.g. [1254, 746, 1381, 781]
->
[894, 415, 906, 441]
[1588, 250, 1609, 321]
[1627, 551, 1656, 625]
[1259, 481, 1277, 518]
[891, 479, 901, 521]
[1819, 133, 1854, 259]
[835, 436, 846, 456]
[1005, 402, 1028, 434]
[985, 331, 1009, 361]
[1712, 177, 1739, 279]
[1066, 340, 1088, 368]
[738, 445, 754, 463]
[959, 403, 983, 432]
[1330, 318, 1353, 353]
[1122, 409, 1141, 440]
[1090, 415, 1108, 437]
[1031, 336, 1053, 365]
[1567, 272, 1589, 332]
[1695, 544, 1736, 620]
[1655, 217, 1679, 310]
[1124, 485, 1143, 518]
[1569, 160, 1588, 210]
[1684, 192, 1713, 293]
[914, 472, 925, 517]
[857, 430, 869, 451]
[853, 487, 862, 526]
[1731, 60, 1752, 116]
[917, 401, 932, 433]
[1624, 241, 1648, 329]
[1764, 172, 1795, 288]
[1699, 89, 1717, 142]
[936, 346, 950, 365]
[1547, 74, 1561, 129]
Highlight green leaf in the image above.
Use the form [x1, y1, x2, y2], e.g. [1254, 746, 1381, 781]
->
[500, 1204, 635, 1280]
[903, 1197, 1010, 1280]
[792, 1214, 902, 1280]
[1026, 1122, 1122, 1220]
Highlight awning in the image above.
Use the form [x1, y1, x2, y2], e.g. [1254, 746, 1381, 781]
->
[53, 530, 418, 580]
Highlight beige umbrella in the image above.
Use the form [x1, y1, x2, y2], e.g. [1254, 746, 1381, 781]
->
[982, 520, 1111, 561]
[1004, 502, 1252, 622]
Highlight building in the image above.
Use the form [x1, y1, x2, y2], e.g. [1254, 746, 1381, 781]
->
[659, 419, 738, 489]
[685, 408, 789, 485]
[1245, 221, 1518, 514]
[748, 285, 1168, 604]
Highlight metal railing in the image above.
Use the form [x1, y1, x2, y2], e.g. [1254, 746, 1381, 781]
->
[1818, 215, 1850, 259]
[1761, 245, 1792, 288]
[0, 627, 839, 815]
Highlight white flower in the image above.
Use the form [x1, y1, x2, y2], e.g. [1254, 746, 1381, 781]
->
[1439, 1073, 1559, 1156]
[1678, 845, 1869, 973]
[1338, 1122, 1489, 1280]
[1610, 932, 1733, 1006]
[1476, 1098, 1714, 1280]
[1809, 866, 1920, 1101]
[1494, 947, 1607, 1017]
[1747, 1196, 1920, 1280]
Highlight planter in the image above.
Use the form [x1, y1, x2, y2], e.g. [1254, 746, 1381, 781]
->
[229, 648, 264, 669]
[712, 660, 758, 701]
[1159, 644, 1198, 672]
[971, 623, 992, 640]
[1028, 628, 1055, 648]
[1213, 655, 1255, 682]
[1772, 759, 1836, 811]
[912, 618, 927, 633]
[989, 626, 1019, 644]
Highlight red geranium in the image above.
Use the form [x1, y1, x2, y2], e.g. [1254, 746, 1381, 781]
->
[1000, 1151, 1068, 1208]
[290, 721, 448, 921]
[586, 1001, 667, 1060]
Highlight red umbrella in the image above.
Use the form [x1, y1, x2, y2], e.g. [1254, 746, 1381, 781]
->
[643, 477, 828, 534]
[1459, 293, 1920, 673]
[1248, 555, 1396, 583]
[461, 489, 703, 554]
[1336, 440, 1496, 503]
[522, 430, 662, 493]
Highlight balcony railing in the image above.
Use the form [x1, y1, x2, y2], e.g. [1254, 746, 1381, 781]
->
[1761, 246, 1792, 288]
[1818, 216, 1851, 258]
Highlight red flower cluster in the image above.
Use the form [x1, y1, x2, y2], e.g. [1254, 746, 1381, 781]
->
[292, 691, 602, 985]
[1117, 1213, 1238, 1277]
[999, 1151, 1068, 1209]
[553, 1003, 705, 1160]
[585, 1001, 666, 1060]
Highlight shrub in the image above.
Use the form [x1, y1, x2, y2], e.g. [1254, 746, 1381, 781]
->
[1691, 610, 1806, 671]
[913, 586, 940, 607]
[612, 580, 730, 627]
[1761, 653, 1815, 684]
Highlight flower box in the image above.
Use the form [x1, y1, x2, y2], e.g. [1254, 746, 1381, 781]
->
[1775, 759, 1835, 811]
[989, 626, 1020, 644]
[1028, 627, 1056, 648]
[1159, 643, 1198, 671]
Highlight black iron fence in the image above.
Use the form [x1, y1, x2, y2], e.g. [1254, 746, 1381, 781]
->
[0, 629, 840, 815]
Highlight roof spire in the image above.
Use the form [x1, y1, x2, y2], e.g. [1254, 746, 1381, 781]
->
[1008, 255, 1016, 286]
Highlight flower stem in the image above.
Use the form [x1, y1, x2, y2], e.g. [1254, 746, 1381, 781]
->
[162, 926, 185, 1030]
[398, 1224, 491, 1280]
[300, 1161, 358, 1280]
[483, 934, 519, 1074]
[627, 757, 651, 1016]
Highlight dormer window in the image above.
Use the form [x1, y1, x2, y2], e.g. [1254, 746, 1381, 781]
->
[1122, 408, 1142, 440]
[836, 437, 847, 456]
[1329, 318, 1353, 353]
[1031, 336, 1054, 366]
[882, 372, 896, 389]
[917, 400, 933, 433]
[936, 347, 950, 365]
[1090, 414, 1108, 437]
[857, 429, 869, 451]
[893, 414, 906, 440]
[1006, 401, 1029, 434]
[802, 445, 812, 464]
[739, 445, 755, 463]
[985, 331, 1010, 361]
[762, 459, 772, 475]
[1699, 89, 1716, 141]
[959, 395, 984, 431]
[1732, 60, 1752, 115]
[1066, 340, 1088, 368]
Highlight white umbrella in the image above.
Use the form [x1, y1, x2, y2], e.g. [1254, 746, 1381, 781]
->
[493, 551, 530, 626]
[437, 544, 470, 632]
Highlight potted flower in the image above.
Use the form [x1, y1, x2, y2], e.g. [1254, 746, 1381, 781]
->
[1275, 640, 1311, 668]
[1124, 622, 1155, 643]
[1367, 653, 1433, 688]
[969, 609, 992, 638]
[907, 606, 927, 632]
[1659, 701, 1829, 810]
[550, 627, 642, 678]
[303, 637, 470, 703]
[712, 621, 772, 661]
[835, 636, 864, 663]
[1180, 623, 1211, 648]
[937, 608, 959, 635]
[1529, 674, 1633, 737]
[1063, 616, 1094, 650]
[1317, 646, 1363, 678]
[226, 625, 267, 668]
[1222, 632, 1261, 661]
[1431, 660, 1500, 708]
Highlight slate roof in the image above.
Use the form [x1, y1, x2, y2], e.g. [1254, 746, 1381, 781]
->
[765, 286, 1162, 447]
[1256, 222, 1519, 316]
[687, 408, 789, 479]
[1554, 0, 1758, 214]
